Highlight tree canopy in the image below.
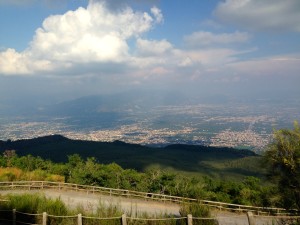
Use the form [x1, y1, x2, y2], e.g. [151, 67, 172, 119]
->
[264, 121, 300, 210]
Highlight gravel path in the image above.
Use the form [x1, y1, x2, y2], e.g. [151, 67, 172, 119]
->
[0, 189, 283, 225]
[0, 189, 180, 216]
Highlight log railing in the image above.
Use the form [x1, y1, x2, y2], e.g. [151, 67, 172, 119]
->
[0, 181, 298, 215]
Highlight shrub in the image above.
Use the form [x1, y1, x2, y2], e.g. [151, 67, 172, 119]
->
[3, 193, 69, 225]
[0, 167, 23, 181]
[179, 202, 217, 225]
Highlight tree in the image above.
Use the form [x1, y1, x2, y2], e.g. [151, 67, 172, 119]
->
[3, 149, 16, 167]
[264, 121, 300, 210]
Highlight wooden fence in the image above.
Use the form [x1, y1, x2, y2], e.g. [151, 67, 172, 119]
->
[0, 181, 298, 216]
[0, 208, 299, 225]
[0, 210, 217, 225]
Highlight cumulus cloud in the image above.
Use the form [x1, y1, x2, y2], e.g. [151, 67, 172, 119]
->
[214, 0, 300, 32]
[0, 49, 30, 75]
[0, 1, 163, 75]
[184, 31, 250, 47]
[0, 49, 53, 75]
[31, 3, 162, 63]
[1, 0, 297, 93]
[132, 32, 251, 74]
[4, 0, 239, 81]
[0, 0, 260, 82]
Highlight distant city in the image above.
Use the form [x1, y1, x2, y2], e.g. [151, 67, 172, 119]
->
[1, 101, 299, 153]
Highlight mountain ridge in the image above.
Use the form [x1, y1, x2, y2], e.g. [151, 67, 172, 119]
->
[0, 134, 261, 180]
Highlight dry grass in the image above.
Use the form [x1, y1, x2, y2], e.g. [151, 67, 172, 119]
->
[0, 167, 64, 182]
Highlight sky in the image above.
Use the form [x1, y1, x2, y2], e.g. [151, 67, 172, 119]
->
[0, 0, 300, 106]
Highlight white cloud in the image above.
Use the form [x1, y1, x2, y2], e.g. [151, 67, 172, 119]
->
[1, 0, 298, 93]
[227, 55, 300, 77]
[132, 34, 251, 72]
[0, 49, 30, 75]
[0, 48, 53, 75]
[0, 1, 163, 75]
[184, 31, 250, 47]
[31, 2, 157, 62]
[135, 38, 172, 56]
[214, 0, 300, 32]
[185, 48, 248, 67]
[150, 7, 163, 23]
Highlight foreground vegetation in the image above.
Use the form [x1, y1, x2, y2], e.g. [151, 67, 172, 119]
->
[0, 193, 216, 225]
[0, 151, 275, 207]
[264, 121, 300, 210]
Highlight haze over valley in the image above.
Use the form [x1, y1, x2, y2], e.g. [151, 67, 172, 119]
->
[1, 92, 299, 152]
[0, 0, 299, 152]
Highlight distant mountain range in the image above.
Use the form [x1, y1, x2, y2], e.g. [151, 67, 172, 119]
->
[1, 89, 274, 117]
[0, 135, 262, 180]
[0, 90, 191, 117]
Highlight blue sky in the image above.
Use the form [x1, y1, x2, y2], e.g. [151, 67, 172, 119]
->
[0, 0, 300, 105]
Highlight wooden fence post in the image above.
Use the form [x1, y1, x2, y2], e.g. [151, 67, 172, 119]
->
[78, 213, 82, 225]
[187, 214, 193, 225]
[246, 212, 255, 225]
[122, 214, 127, 225]
[43, 212, 47, 225]
[12, 209, 16, 225]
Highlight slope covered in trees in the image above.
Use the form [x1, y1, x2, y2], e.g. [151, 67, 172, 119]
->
[0, 152, 273, 207]
[0, 135, 260, 179]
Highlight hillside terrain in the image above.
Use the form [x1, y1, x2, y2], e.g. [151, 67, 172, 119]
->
[0, 135, 262, 180]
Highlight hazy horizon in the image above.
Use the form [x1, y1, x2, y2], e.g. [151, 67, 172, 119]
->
[0, 0, 299, 107]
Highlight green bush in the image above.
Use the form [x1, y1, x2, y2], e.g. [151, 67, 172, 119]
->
[179, 202, 217, 225]
[2, 193, 70, 225]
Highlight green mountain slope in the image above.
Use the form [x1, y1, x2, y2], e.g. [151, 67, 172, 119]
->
[0, 135, 263, 180]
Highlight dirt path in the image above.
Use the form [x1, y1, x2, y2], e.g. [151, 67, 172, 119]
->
[0, 189, 282, 225]
[0, 189, 180, 216]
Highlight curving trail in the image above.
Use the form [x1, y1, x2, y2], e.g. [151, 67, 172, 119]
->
[0, 189, 180, 215]
[0, 189, 282, 225]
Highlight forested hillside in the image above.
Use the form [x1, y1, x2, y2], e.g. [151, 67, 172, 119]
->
[0, 152, 273, 207]
[0, 135, 260, 179]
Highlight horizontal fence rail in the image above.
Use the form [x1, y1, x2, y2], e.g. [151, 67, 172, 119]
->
[0, 209, 299, 225]
[0, 181, 298, 216]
